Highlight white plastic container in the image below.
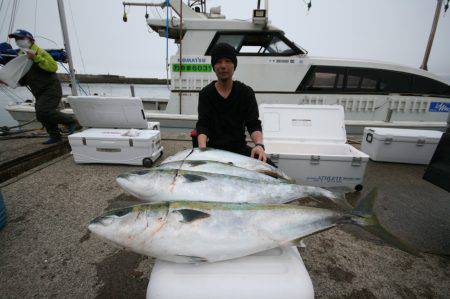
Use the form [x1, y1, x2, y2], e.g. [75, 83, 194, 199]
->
[361, 127, 443, 164]
[68, 96, 163, 167]
[146, 246, 314, 299]
[69, 128, 162, 166]
[260, 104, 369, 190]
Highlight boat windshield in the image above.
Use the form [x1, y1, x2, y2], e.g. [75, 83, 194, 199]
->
[206, 31, 303, 56]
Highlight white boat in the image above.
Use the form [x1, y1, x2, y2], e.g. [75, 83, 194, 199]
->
[5, 0, 450, 133]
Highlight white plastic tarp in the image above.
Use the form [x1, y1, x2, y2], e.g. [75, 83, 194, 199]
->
[0, 55, 32, 88]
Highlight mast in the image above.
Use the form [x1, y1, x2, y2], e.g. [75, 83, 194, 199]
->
[56, 0, 78, 96]
[420, 0, 443, 71]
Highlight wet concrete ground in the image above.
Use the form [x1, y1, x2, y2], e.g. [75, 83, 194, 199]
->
[0, 138, 449, 298]
[0, 136, 48, 163]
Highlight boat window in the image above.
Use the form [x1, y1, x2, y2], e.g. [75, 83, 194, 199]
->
[206, 32, 303, 56]
[378, 70, 411, 93]
[215, 35, 244, 50]
[301, 66, 345, 90]
[346, 74, 361, 89]
[299, 66, 450, 96]
[411, 75, 450, 96]
[345, 68, 378, 91]
[264, 36, 296, 55]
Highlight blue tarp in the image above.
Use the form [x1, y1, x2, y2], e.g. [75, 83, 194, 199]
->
[0, 42, 67, 64]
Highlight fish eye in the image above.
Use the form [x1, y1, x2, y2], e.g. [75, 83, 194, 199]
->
[134, 170, 149, 175]
[109, 208, 132, 217]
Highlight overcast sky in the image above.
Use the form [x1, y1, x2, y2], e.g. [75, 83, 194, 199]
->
[1, 0, 449, 78]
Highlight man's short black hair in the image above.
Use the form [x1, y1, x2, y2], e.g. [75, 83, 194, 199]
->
[210, 43, 237, 70]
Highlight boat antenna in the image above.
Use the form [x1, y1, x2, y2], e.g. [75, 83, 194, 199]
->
[165, 0, 170, 87]
[420, 0, 444, 70]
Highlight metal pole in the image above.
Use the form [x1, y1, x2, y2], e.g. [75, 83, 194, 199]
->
[420, 0, 443, 71]
[130, 84, 135, 97]
[57, 0, 78, 96]
[179, 0, 183, 114]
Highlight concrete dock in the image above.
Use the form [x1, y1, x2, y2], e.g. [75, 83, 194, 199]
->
[0, 138, 449, 298]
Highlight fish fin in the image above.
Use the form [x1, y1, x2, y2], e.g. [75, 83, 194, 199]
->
[256, 170, 295, 183]
[349, 188, 421, 256]
[176, 254, 208, 263]
[175, 209, 210, 223]
[290, 237, 306, 248]
[256, 170, 286, 180]
[182, 173, 207, 183]
[322, 187, 354, 211]
[186, 160, 208, 167]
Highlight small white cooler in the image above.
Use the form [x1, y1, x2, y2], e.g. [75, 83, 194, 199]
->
[146, 246, 314, 299]
[68, 96, 163, 167]
[260, 104, 369, 190]
[361, 127, 443, 164]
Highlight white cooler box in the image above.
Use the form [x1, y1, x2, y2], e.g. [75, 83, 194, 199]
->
[361, 127, 443, 164]
[146, 246, 314, 299]
[68, 96, 163, 167]
[260, 104, 369, 190]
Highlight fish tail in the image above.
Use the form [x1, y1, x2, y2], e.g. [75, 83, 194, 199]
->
[303, 187, 353, 211]
[257, 170, 293, 182]
[349, 188, 420, 256]
[325, 187, 354, 211]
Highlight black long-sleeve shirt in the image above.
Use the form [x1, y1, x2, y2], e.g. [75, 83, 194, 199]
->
[196, 81, 262, 152]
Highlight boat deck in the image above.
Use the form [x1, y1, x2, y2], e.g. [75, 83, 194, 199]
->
[0, 136, 449, 298]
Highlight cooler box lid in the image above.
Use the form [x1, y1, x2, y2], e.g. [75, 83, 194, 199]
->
[260, 104, 347, 144]
[365, 127, 443, 144]
[68, 96, 147, 129]
[69, 128, 159, 141]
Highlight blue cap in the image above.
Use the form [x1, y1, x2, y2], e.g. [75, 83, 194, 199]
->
[8, 29, 34, 40]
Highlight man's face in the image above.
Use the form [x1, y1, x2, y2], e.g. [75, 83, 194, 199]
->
[213, 58, 235, 82]
[15, 37, 32, 48]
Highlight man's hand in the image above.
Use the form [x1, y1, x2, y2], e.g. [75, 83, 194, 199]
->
[197, 133, 208, 150]
[26, 50, 36, 60]
[251, 145, 267, 162]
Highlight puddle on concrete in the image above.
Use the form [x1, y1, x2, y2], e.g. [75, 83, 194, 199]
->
[345, 288, 377, 298]
[79, 230, 91, 244]
[327, 265, 356, 283]
[95, 250, 150, 299]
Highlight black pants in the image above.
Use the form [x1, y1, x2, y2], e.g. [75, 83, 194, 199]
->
[423, 132, 450, 192]
[35, 83, 75, 138]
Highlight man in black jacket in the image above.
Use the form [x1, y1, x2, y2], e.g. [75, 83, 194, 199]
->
[196, 42, 270, 164]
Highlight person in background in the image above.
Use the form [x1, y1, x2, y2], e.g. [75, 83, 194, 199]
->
[7, 29, 77, 144]
[196, 42, 275, 166]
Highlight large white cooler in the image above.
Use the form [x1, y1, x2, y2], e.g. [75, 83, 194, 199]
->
[146, 246, 314, 299]
[260, 104, 369, 190]
[361, 127, 443, 164]
[68, 96, 163, 167]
